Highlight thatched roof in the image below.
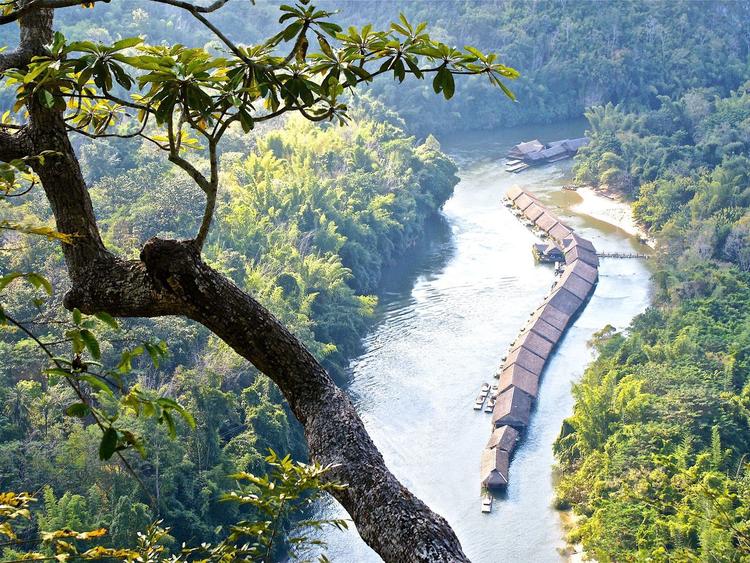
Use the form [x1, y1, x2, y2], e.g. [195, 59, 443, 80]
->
[486, 425, 519, 452]
[506, 186, 524, 201]
[566, 245, 599, 267]
[512, 330, 554, 360]
[558, 267, 595, 300]
[492, 386, 533, 428]
[525, 150, 548, 162]
[562, 137, 589, 152]
[569, 259, 599, 284]
[524, 203, 545, 221]
[526, 314, 563, 343]
[480, 447, 510, 489]
[546, 287, 584, 316]
[508, 140, 544, 157]
[533, 243, 564, 261]
[499, 364, 540, 398]
[535, 213, 559, 232]
[549, 222, 573, 241]
[539, 144, 568, 159]
[536, 303, 571, 331]
[505, 345, 545, 375]
[563, 233, 596, 252]
[515, 193, 537, 211]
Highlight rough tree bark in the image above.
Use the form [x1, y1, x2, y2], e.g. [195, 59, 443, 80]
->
[0, 5, 471, 562]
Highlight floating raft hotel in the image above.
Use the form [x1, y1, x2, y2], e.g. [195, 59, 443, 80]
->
[480, 187, 599, 493]
[505, 137, 589, 173]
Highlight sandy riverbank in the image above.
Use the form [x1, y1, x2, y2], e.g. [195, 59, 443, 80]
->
[557, 508, 585, 562]
[571, 186, 655, 248]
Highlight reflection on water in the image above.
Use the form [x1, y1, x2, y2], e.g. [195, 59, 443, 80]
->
[318, 122, 652, 562]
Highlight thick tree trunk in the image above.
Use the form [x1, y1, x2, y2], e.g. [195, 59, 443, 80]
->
[0, 4, 471, 562]
[139, 238, 469, 562]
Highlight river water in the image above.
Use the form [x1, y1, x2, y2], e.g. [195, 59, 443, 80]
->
[318, 122, 652, 562]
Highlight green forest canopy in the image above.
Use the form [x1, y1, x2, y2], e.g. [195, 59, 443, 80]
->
[2, 0, 750, 561]
[556, 85, 750, 561]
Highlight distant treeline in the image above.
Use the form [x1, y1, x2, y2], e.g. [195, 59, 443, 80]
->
[555, 84, 750, 560]
[344, 0, 750, 135]
[3, 1, 747, 135]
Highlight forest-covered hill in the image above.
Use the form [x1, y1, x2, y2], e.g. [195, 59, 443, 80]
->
[555, 85, 750, 561]
[341, 0, 750, 134]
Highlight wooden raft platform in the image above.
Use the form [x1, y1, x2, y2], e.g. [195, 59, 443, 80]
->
[480, 187, 599, 496]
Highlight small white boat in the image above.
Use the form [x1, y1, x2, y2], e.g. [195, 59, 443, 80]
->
[491, 384, 499, 394]
[473, 396, 485, 410]
[481, 382, 491, 393]
[481, 496, 493, 513]
[484, 399, 495, 413]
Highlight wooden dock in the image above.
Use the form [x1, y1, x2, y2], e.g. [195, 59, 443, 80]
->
[480, 187, 600, 501]
[597, 251, 649, 259]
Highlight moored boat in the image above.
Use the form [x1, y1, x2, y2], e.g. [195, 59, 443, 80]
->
[474, 395, 486, 410]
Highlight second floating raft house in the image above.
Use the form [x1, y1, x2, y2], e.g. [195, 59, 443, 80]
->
[505, 137, 589, 173]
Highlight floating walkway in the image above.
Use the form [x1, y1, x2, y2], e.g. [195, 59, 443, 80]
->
[597, 251, 648, 259]
[480, 186, 599, 496]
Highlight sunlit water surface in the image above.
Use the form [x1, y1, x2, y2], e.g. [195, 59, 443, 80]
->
[316, 122, 652, 562]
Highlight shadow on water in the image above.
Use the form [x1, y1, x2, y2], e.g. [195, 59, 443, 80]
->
[377, 213, 455, 301]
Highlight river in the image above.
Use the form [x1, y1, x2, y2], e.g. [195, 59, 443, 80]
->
[317, 122, 652, 562]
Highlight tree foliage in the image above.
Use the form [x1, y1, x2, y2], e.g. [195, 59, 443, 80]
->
[556, 84, 750, 562]
[0, 452, 346, 562]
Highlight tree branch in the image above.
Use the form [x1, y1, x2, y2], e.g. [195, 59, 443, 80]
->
[0, 126, 32, 161]
[124, 238, 473, 562]
[3, 3, 473, 560]
[4, 313, 156, 506]
[194, 139, 217, 248]
[0, 0, 230, 25]
[0, 49, 30, 71]
[148, 0, 231, 14]
[0, 0, 106, 25]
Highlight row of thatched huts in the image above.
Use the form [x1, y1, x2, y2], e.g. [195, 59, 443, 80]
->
[480, 186, 599, 492]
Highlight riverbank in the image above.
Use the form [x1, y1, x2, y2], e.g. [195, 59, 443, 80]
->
[571, 186, 655, 248]
[555, 183, 650, 563]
